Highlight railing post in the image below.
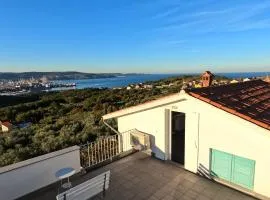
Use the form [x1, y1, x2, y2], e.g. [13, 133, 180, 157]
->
[91, 142, 93, 166]
[118, 133, 123, 154]
[106, 137, 109, 160]
[101, 139, 104, 162]
[97, 140, 100, 163]
[112, 136, 115, 156]
[87, 142, 90, 167]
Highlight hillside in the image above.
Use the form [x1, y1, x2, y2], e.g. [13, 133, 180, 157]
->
[0, 75, 184, 166]
[0, 72, 124, 81]
[0, 74, 230, 167]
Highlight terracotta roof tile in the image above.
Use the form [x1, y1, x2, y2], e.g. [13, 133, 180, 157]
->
[2, 121, 13, 128]
[187, 80, 270, 130]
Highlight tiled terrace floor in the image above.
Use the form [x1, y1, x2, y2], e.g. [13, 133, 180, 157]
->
[19, 152, 258, 200]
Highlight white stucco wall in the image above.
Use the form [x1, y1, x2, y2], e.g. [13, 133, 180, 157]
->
[118, 107, 166, 160]
[1, 125, 9, 132]
[0, 146, 81, 200]
[117, 94, 197, 163]
[117, 93, 270, 198]
[190, 96, 270, 199]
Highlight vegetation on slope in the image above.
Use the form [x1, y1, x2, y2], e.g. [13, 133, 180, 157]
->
[0, 74, 229, 167]
[0, 83, 181, 166]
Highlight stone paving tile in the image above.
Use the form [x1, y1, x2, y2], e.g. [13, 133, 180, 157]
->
[19, 152, 259, 200]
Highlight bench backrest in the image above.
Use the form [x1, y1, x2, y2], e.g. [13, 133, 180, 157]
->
[56, 170, 110, 200]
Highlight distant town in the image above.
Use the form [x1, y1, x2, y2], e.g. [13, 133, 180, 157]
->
[114, 74, 270, 90]
[1, 73, 269, 96]
[0, 76, 76, 96]
[0, 71, 142, 95]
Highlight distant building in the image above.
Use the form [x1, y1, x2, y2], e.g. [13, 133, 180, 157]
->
[161, 84, 169, 88]
[220, 80, 229, 85]
[243, 78, 251, 82]
[144, 85, 153, 89]
[1, 121, 13, 132]
[188, 82, 193, 87]
[40, 76, 49, 84]
[194, 83, 202, 88]
[126, 86, 131, 90]
[264, 75, 270, 83]
[135, 85, 141, 89]
[230, 79, 239, 84]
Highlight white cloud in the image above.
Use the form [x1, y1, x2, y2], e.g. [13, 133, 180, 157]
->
[151, 7, 181, 20]
[145, 39, 186, 48]
[153, 1, 270, 33]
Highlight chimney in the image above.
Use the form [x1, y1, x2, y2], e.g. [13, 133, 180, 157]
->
[201, 71, 214, 87]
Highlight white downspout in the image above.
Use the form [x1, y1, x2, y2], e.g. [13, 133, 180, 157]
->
[102, 118, 120, 135]
[102, 118, 123, 153]
[196, 113, 200, 172]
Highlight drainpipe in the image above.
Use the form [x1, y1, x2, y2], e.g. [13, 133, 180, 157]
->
[102, 118, 123, 153]
[196, 113, 200, 173]
[102, 118, 120, 135]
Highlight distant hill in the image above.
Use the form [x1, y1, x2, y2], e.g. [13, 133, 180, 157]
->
[0, 72, 126, 81]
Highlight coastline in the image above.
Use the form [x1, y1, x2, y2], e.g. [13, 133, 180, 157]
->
[0, 72, 269, 96]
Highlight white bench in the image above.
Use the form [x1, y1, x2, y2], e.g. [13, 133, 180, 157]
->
[56, 170, 110, 200]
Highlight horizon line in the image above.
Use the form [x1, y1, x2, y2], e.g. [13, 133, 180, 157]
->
[0, 70, 269, 74]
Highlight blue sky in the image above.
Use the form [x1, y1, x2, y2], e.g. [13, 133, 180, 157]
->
[0, 0, 270, 73]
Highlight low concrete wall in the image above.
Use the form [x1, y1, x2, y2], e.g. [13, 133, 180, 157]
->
[0, 146, 81, 200]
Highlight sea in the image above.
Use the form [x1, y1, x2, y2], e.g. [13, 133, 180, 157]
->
[54, 72, 269, 90]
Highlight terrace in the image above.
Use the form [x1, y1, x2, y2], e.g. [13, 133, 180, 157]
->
[19, 152, 257, 200]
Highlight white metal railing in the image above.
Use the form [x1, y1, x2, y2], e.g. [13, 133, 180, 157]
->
[80, 130, 134, 168]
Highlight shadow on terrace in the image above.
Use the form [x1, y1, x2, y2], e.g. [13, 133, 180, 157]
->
[19, 152, 257, 200]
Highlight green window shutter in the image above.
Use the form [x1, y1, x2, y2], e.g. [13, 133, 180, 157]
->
[231, 155, 255, 189]
[211, 149, 256, 190]
[211, 149, 233, 181]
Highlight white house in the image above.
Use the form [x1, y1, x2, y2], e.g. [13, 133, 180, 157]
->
[103, 72, 270, 199]
[230, 79, 239, 84]
[243, 78, 251, 82]
[0, 121, 13, 132]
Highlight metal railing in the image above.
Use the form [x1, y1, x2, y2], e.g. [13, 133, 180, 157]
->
[80, 130, 134, 168]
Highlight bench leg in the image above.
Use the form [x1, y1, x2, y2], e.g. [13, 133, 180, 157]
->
[102, 173, 107, 198]
[102, 188, 106, 198]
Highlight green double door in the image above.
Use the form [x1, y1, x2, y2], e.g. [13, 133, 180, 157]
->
[211, 149, 255, 190]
